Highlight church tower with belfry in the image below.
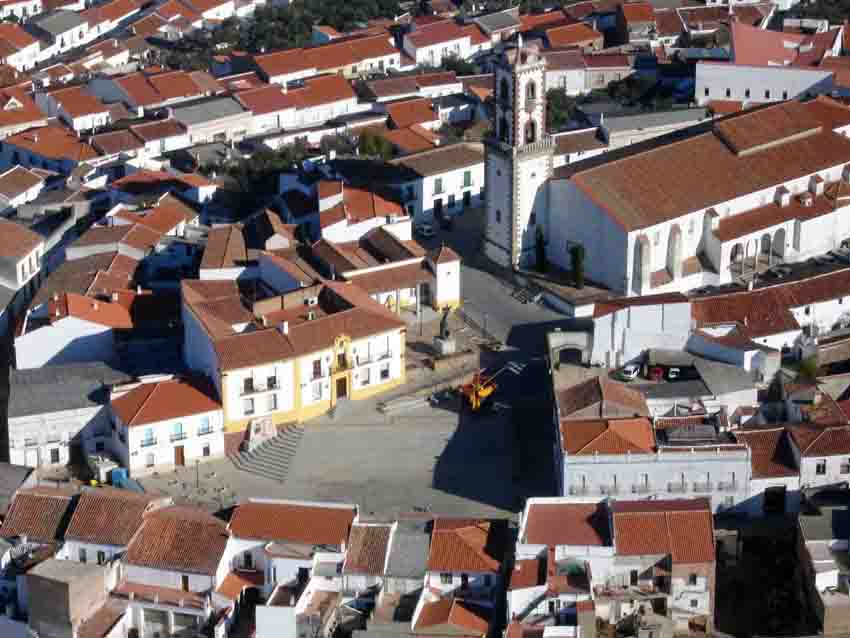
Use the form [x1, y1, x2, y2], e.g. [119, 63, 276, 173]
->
[482, 37, 554, 270]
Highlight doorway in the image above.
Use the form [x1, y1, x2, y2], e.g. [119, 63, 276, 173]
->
[336, 378, 348, 400]
[463, 191, 471, 208]
[174, 446, 185, 467]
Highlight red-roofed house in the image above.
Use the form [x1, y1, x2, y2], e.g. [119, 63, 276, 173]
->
[403, 20, 472, 68]
[514, 497, 715, 633]
[110, 374, 224, 475]
[35, 84, 111, 132]
[0, 0, 42, 23]
[615, 1, 656, 44]
[0, 22, 40, 70]
[14, 291, 132, 368]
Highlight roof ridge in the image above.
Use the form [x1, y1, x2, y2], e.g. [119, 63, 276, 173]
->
[128, 381, 160, 427]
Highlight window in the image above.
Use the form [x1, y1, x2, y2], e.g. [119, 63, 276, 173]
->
[725, 88, 731, 98]
[783, 90, 788, 100]
[448, 194, 456, 208]
[380, 363, 390, 381]
[362, 367, 371, 386]
[688, 219, 695, 235]
[688, 573, 697, 586]
[243, 552, 253, 570]
[461, 574, 469, 588]
[484, 575, 491, 586]
[440, 573, 452, 585]
[267, 375, 277, 390]
[181, 575, 190, 591]
[406, 185, 414, 200]
[526, 81, 536, 101]
[97, 551, 106, 565]
[653, 231, 660, 246]
[50, 448, 59, 464]
[434, 177, 443, 194]
[745, 89, 751, 99]
[805, 306, 811, 316]
[529, 212, 536, 225]
[311, 381, 322, 401]
[704, 87, 709, 97]
[817, 460, 827, 475]
[203, 444, 210, 457]
[199, 416, 211, 435]
[243, 377, 254, 394]
[312, 359, 322, 380]
[500, 77, 509, 101]
[525, 120, 536, 145]
[267, 393, 277, 412]
[690, 599, 698, 608]
[141, 428, 155, 447]
[463, 170, 471, 187]
[765, 89, 770, 99]
[842, 459, 850, 474]
[495, 209, 501, 224]
[171, 422, 185, 441]
[79, 548, 87, 563]
[95, 441, 104, 452]
[243, 397, 255, 415]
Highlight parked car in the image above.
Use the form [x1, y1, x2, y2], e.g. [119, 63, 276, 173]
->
[617, 363, 641, 381]
[416, 223, 435, 239]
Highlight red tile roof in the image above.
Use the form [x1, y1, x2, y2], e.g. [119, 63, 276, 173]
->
[734, 427, 798, 478]
[228, 501, 356, 545]
[215, 570, 264, 600]
[386, 97, 438, 129]
[48, 292, 133, 329]
[342, 524, 391, 575]
[65, 488, 164, 547]
[788, 424, 850, 457]
[557, 376, 648, 419]
[234, 84, 291, 115]
[523, 501, 610, 546]
[560, 417, 655, 455]
[415, 597, 490, 635]
[427, 519, 506, 573]
[545, 22, 601, 48]
[0, 22, 37, 50]
[5, 124, 99, 162]
[612, 498, 715, 563]
[0, 218, 41, 259]
[124, 505, 228, 575]
[620, 1, 654, 23]
[519, 10, 573, 32]
[0, 487, 76, 543]
[731, 21, 838, 67]
[111, 376, 220, 427]
[255, 34, 397, 79]
[407, 20, 467, 48]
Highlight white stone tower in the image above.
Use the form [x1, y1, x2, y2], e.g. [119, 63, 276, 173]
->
[482, 39, 554, 270]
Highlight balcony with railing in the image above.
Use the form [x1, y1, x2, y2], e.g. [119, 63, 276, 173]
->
[667, 482, 688, 494]
[198, 427, 215, 437]
[631, 484, 651, 495]
[568, 485, 589, 496]
[170, 432, 188, 443]
[599, 485, 619, 496]
[692, 481, 714, 493]
[140, 438, 157, 448]
[241, 378, 278, 396]
[356, 351, 392, 367]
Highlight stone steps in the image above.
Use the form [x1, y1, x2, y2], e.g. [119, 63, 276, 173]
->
[230, 424, 304, 483]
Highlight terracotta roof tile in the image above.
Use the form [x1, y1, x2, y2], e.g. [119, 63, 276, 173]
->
[343, 524, 391, 575]
[612, 499, 715, 563]
[65, 488, 163, 546]
[48, 292, 133, 329]
[545, 22, 601, 47]
[427, 519, 507, 573]
[111, 376, 220, 427]
[523, 501, 610, 546]
[0, 218, 41, 258]
[407, 20, 466, 48]
[0, 165, 42, 199]
[130, 118, 186, 141]
[215, 570, 264, 600]
[124, 505, 227, 575]
[415, 597, 490, 635]
[5, 124, 98, 162]
[734, 427, 798, 478]
[620, 1, 654, 23]
[788, 424, 850, 457]
[560, 417, 655, 455]
[557, 376, 648, 419]
[386, 97, 438, 129]
[0, 487, 76, 542]
[228, 501, 356, 545]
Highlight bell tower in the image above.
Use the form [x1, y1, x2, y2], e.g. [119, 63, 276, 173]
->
[482, 39, 553, 270]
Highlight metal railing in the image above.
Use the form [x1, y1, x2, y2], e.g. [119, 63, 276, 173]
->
[667, 482, 688, 493]
[140, 438, 157, 448]
[170, 432, 188, 442]
[599, 485, 619, 495]
[568, 485, 589, 496]
[631, 484, 651, 494]
[692, 481, 714, 493]
[717, 480, 737, 492]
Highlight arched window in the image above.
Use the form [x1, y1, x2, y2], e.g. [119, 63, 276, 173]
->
[526, 81, 536, 101]
[500, 78, 509, 101]
[525, 120, 536, 145]
[499, 116, 509, 142]
[495, 209, 502, 224]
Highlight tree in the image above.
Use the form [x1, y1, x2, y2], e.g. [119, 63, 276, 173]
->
[570, 244, 585, 289]
[440, 54, 478, 76]
[546, 89, 576, 132]
[358, 130, 393, 160]
[535, 226, 546, 274]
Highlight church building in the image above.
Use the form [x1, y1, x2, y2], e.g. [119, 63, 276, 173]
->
[483, 41, 850, 299]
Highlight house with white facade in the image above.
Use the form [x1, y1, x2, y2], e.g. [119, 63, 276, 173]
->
[402, 20, 472, 68]
[7, 362, 132, 469]
[695, 22, 841, 108]
[220, 499, 356, 598]
[0, 23, 40, 70]
[0, 0, 42, 22]
[14, 291, 132, 369]
[116, 504, 228, 638]
[109, 375, 224, 475]
[34, 85, 111, 133]
[28, 10, 90, 59]
[57, 487, 171, 565]
[0, 218, 45, 335]
[514, 497, 716, 634]
[388, 142, 484, 224]
[0, 166, 45, 214]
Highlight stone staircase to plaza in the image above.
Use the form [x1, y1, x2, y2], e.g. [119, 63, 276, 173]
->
[230, 424, 304, 483]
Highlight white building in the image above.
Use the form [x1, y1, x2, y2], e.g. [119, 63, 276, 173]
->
[34, 85, 111, 133]
[0, 0, 41, 21]
[109, 375, 225, 475]
[7, 363, 131, 469]
[0, 24, 41, 70]
[696, 62, 834, 107]
[402, 20, 472, 68]
[389, 142, 485, 224]
[0, 166, 45, 214]
[220, 499, 356, 596]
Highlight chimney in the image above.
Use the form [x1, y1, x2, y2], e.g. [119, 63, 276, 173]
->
[774, 186, 791, 208]
[809, 175, 825, 196]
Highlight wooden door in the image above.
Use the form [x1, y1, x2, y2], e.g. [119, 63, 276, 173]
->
[174, 445, 185, 467]
[336, 377, 347, 399]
